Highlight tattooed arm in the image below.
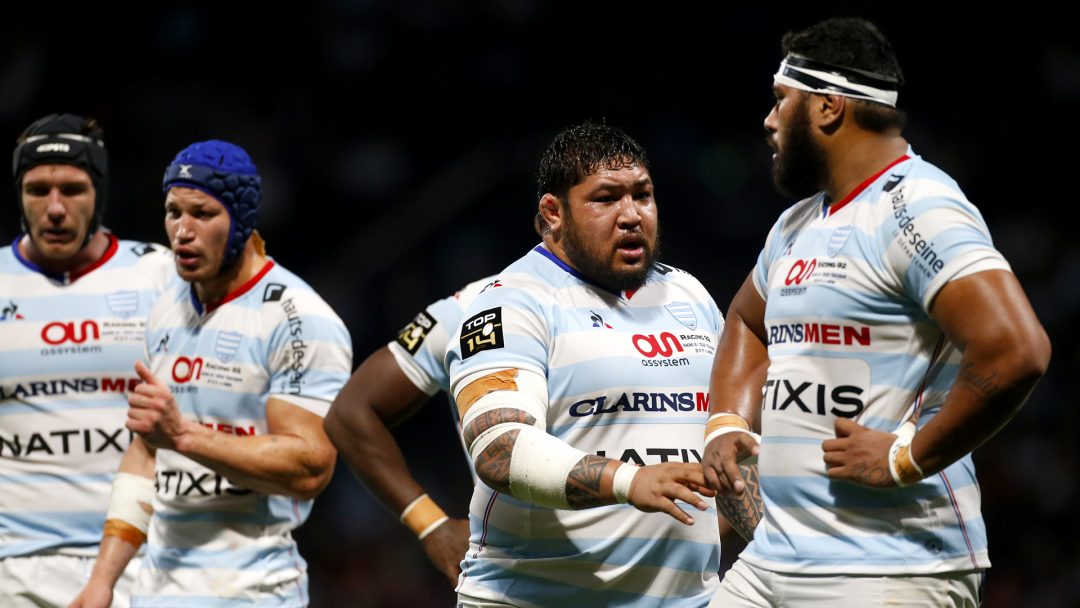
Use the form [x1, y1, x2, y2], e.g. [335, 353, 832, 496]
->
[714, 463, 763, 542]
[460, 373, 712, 524]
[824, 270, 1050, 486]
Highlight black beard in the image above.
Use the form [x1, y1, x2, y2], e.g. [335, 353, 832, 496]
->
[561, 213, 660, 293]
[771, 98, 828, 199]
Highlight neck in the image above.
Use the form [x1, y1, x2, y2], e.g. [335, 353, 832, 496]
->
[823, 132, 908, 202]
[20, 230, 111, 275]
[541, 234, 579, 273]
[193, 242, 268, 306]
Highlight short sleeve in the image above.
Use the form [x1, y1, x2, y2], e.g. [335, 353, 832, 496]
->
[267, 295, 353, 417]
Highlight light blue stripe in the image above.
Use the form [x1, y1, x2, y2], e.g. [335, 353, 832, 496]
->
[0, 396, 128, 415]
[153, 510, 270, 525]
[550, 417, 706, 438]
[0, 347, 146, 377]
[548, 357, 713, 396]
[464, 559, 713, 608]
[750, 515, 987, 566]
[0, 291, 157, 320]
[132, 590, 305, 608]
[0, 511, 104, 557]
[145, 541, 299, 571]
[0, 473, 112, 485]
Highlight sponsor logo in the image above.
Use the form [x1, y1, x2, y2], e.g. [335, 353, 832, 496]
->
[106, 291, 139, 319]
[595, 447, 702, 466]
[0, 377, 139, 400]
[199, 421, 257, 436]
[883, 174, 905, 193]
[762, 378, 865, 418]
[396, 310, 436, 355]
[171, 356, 204, 383]
[784, 258, 817, 286]
[651, 262, 674, 275]
[589, 310, 613, 329]
[632, 332, 683, 358]
[767, 322, 871, 346]
[263, 283, 287, 302]
[1, 301, 24, 321]
[281, 297, 306, 394]
[35, 142, 70, 153]
[41, 320, 99, 345]
[569, 391, 710, 417]
[214, 331, 243, 362]
[0, 427, 132, 457]
[155, 333, 170, 354]
[460, 307, 504, 359]
[178, 164, 193, 179]
[665, 301, 697, 330]
[155, 469, 253, 497]
[890, 187, 945, 277]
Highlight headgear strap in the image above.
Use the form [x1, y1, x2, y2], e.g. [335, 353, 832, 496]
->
[775, 54, 900, 107]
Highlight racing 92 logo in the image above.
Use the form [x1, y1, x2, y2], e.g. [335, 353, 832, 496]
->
[632, 333, 684, 358]
[40, 320, 100, 345]
[171, 357, 204, 383]
[784, 259, 817, 286]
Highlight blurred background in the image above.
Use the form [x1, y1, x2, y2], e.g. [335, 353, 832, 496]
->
[2, 2, 1075, 606]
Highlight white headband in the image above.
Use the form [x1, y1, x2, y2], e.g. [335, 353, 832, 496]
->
[774, 54, 899, 107]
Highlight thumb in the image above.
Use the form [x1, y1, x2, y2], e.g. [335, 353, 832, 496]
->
[833, 417, 861, 438]
[134, 360, 164, 387]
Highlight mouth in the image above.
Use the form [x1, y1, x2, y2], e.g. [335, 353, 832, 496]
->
[40, 228, 75, 245]
[174, 247, 201, 270]
[615, 235, 647, 263]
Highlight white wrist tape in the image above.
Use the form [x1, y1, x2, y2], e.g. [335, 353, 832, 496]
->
[704, 413, 761, 466]
[508, 425, 587, 509]
[106, 472, 155, 534]
[611, 463, 639, 504]
[887, 421, 924, 487]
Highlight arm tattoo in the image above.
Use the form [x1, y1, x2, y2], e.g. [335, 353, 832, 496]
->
[714, 464, 764, 542]
[956, 362, 1002, 400]
[565, 455, 612, 509]
[467, 408, 537, 493]
[474, 430, 519, 493]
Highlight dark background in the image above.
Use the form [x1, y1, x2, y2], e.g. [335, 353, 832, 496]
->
[2, 3, 1076, 606]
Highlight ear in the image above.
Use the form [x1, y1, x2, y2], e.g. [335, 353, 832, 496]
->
[816, 93, 846, 131]
[538, 193, 562, 237]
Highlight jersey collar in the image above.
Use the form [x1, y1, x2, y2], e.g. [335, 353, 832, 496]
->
[190, 259, 276, 316]
[823, 153, 910, 217]
[11, 232, 118, 285]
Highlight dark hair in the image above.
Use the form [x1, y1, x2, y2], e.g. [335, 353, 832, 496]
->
[783, 18, 907, 133]
[534, 122, 649, 233]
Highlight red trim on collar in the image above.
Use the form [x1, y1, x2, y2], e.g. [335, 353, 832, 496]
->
[204, 260, 275, 314]
[827, 154, 910, 217]
[69, 233, 119, 281]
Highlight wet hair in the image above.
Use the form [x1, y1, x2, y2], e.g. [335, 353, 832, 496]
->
[783, 18, 907, 132]
[535, 122, 649, 233]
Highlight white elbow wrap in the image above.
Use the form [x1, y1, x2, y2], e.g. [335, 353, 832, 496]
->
[106, 472, 155, 534]
[508, 425, 587, 509]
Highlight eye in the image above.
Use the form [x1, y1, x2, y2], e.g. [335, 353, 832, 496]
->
[59, 184, 89, 197]
[24, 185, 49, 197]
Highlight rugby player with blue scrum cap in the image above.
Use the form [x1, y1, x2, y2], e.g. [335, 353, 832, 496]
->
[72, 140, 351, 607]
[702, 18, 1051, 606]
[0, 113, 172, 608]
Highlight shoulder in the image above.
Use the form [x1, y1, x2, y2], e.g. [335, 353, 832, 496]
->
[258, 263, 349, 335]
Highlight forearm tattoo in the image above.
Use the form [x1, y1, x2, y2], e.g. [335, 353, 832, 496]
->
[714, 464, 764, 542]
[468, 408, 537, 493]
[956, 362, 1002, 401]
[565, 455, 612, 509]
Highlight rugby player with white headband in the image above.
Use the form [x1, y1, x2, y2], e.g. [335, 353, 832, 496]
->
[703, 18, 1050, 607]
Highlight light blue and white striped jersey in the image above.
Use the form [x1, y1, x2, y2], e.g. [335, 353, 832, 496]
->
[0, 234, 173, 558]
[133, 260, 351, 607]
[746, 149, 1009, 575]
[388, 276, 496, 396]
[448, 245, 723, 608]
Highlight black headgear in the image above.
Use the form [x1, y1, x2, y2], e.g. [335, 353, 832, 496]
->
[12, 114, 108, 244]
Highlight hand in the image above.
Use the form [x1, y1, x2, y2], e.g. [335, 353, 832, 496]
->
[822, 418, 897, 487]
[420, 517, 469, 586]
[68, 580, 113, 608]
[702, 432, 759, 495]
[127, 360, 188, 450]
[627, 462, 716, 526]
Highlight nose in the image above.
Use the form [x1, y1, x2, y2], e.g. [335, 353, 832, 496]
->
[616, 195, 643, 229]
[764, 105, 778, 134]
[173, 215, 194, 242]
[45, 188, 66, 220]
